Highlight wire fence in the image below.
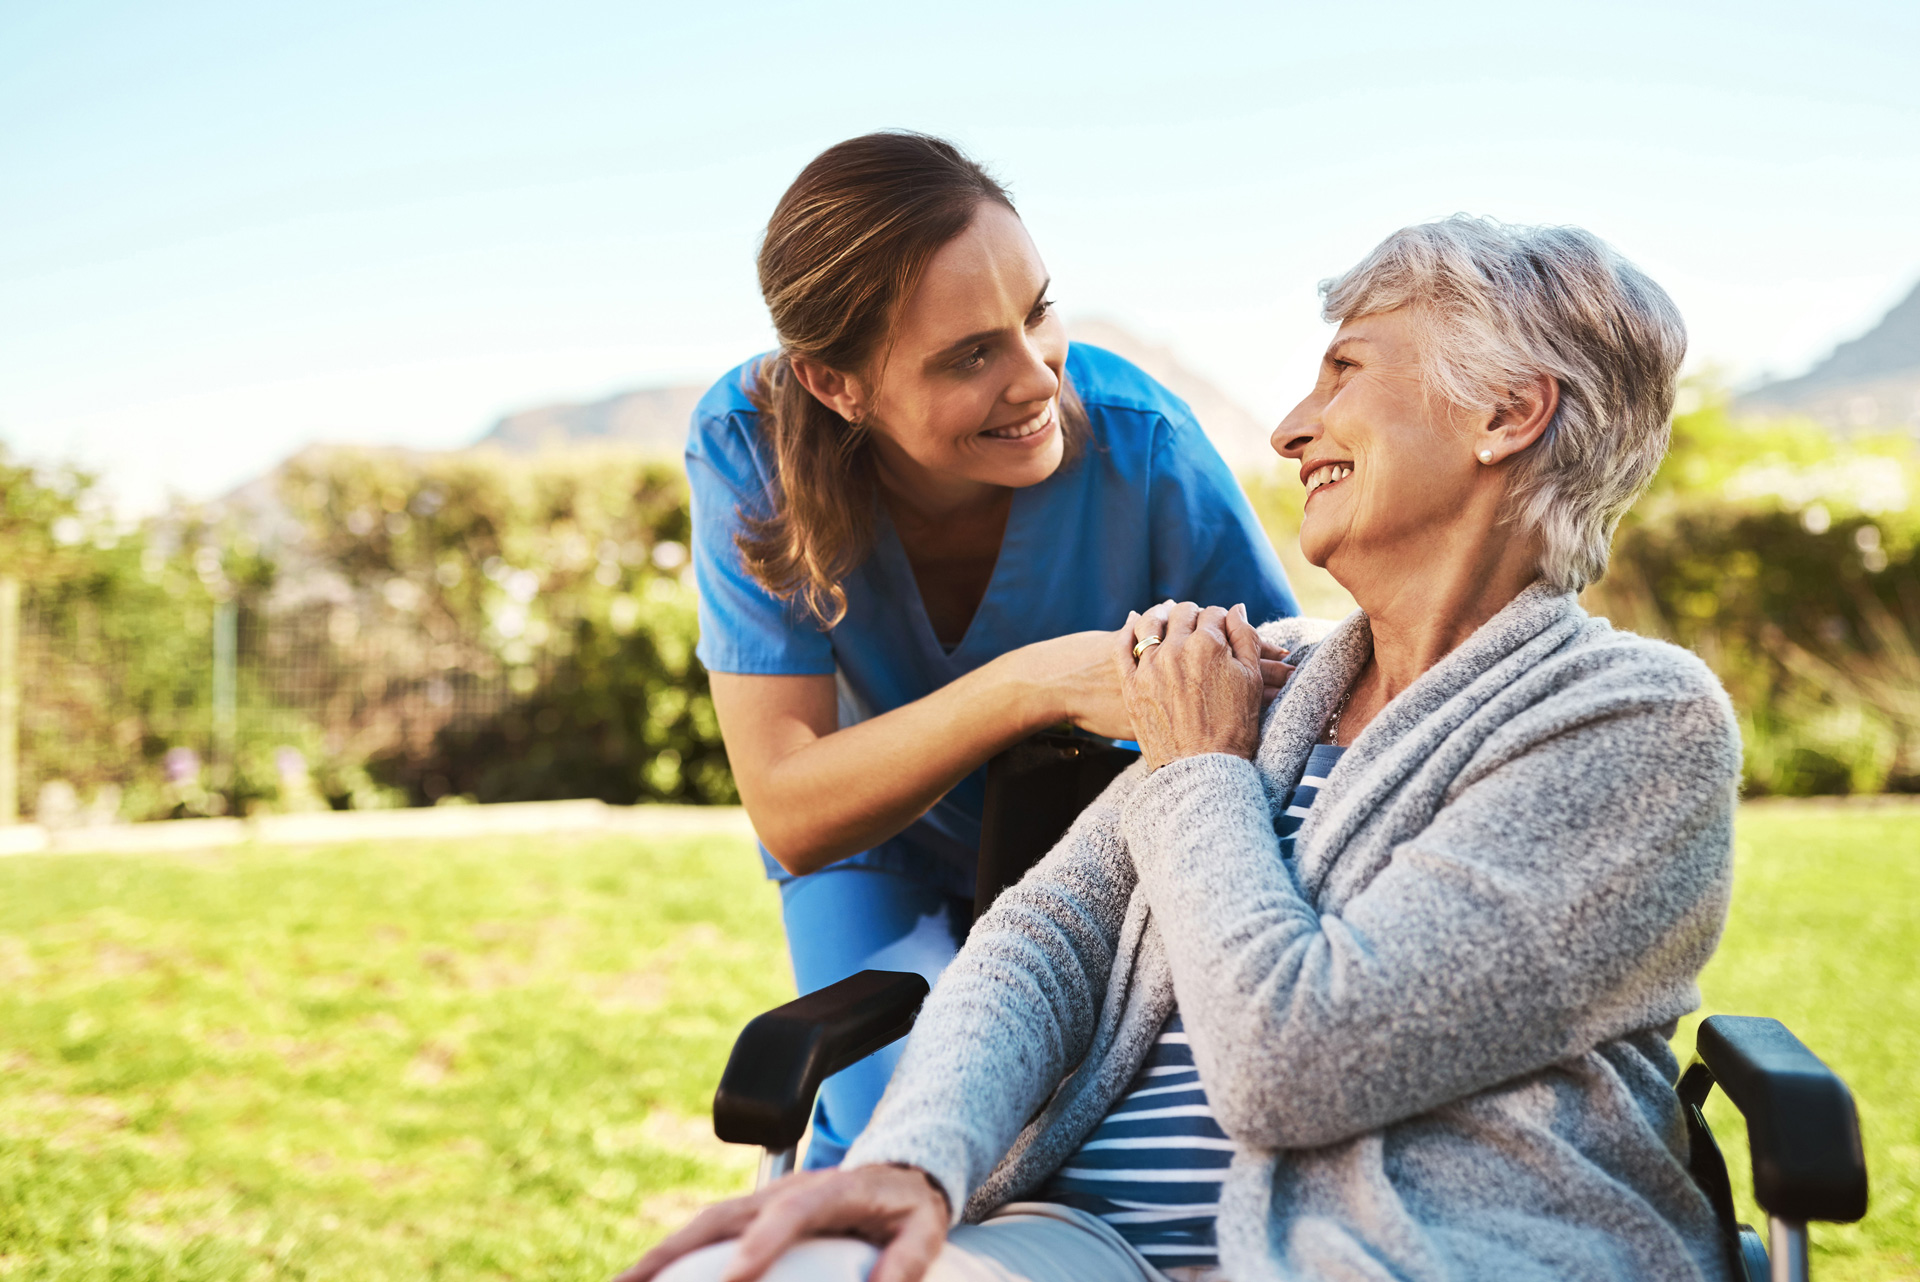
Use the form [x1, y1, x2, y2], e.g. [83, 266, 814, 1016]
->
[9, 585, 536, 824]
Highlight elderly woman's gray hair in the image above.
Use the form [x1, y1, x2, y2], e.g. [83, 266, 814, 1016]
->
[1321, 216, 1685, 593]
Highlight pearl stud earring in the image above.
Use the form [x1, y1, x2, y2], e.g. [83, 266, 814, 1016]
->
[1478, 448, 1494, 463]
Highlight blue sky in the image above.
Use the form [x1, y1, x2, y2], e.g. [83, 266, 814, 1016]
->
[3, 0, 1918, 510]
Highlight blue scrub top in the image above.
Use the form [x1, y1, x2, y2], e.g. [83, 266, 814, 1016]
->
[688, 343, 1298, 899]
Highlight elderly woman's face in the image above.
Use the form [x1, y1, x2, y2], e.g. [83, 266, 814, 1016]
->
[1273, 309, 1484, 576]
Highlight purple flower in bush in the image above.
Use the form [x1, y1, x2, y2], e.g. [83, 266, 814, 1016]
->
[276, 746, 308, 784]
[164, 746, 201, 784]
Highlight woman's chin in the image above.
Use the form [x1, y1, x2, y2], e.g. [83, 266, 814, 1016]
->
[1297, 529, 1335, 571]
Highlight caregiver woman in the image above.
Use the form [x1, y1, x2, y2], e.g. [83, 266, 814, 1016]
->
[688, 132, 1296, 1167]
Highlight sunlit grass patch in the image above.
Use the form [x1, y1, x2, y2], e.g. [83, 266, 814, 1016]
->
[1680, 802, 1920, 1282]
[0, 830, 789, 1281]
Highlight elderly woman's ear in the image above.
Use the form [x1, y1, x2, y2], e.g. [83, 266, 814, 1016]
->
[1474, 373, 1559, 466]
[1116, 602, 1267, 770]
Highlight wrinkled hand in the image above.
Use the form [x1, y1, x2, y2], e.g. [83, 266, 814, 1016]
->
[1115, 602, 1277, 770]
[612, 1164, 949, 1282]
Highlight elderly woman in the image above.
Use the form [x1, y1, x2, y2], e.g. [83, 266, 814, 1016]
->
[622, 217, 1741, 1282]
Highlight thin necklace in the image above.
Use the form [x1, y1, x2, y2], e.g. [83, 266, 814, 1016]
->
[1324, 681, 1357, 746]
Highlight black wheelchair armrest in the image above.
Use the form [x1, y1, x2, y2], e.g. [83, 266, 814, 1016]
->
[712, 969, 930, 1151]
[1691, 1014, 1869, 1224]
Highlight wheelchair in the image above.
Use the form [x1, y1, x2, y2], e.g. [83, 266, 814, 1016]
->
[711, 734, 1869, 1282]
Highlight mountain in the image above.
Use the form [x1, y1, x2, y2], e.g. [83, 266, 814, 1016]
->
[1739, 280, 1920, 430]
[468, 322, 1278, 467]
[474, 383, 711, 455]
[1065, 320, 1276, 470]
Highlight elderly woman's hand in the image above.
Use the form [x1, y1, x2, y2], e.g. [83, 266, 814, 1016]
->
[613, 1164, 949, 1282]
[1116, 602, 1273, 770]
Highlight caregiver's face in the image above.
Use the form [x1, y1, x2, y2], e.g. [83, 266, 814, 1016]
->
[1273, 309, 1481, 573]
[861, 201, 1068, 492]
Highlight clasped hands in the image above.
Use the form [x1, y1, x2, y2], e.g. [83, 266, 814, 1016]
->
[1116, 601, 1290, 771]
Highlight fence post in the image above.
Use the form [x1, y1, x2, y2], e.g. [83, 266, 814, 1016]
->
[0, 576, 16, 824]
[213, 598, 238, 799]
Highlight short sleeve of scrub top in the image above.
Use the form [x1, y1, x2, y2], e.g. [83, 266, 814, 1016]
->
[688, 344, 1297, 899]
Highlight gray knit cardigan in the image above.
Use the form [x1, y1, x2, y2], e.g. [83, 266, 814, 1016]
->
[844, 584, 1743, 1282]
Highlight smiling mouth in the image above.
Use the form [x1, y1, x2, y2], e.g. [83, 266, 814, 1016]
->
[983, 401, 1055, 441]
[1303, 461, 1353, 498]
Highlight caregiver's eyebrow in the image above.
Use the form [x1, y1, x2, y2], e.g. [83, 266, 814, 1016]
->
[930, 282, 1053, 361]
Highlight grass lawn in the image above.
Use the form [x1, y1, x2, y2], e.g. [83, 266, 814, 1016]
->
[1681, 803, 1920, 1281]
[0, 804, 1914, 1280]
[0, 830, 791, 1280]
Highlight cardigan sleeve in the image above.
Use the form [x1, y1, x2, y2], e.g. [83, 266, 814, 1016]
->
[842, 761, 1146, 1220]
[1120, 651, 1740, 1151]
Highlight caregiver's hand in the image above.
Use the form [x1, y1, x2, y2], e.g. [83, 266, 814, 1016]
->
[1014, 627, 1138, 740]
[613, 1165, 949, 1282]
[1116, 602, 1269, 770]
[1020, 610, 1292, 744]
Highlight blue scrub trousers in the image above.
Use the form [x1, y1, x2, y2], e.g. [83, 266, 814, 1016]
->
[778, 865, 971, 1169]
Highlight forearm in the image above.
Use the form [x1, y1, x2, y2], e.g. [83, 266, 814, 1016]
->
[742, 652, 1068, 875]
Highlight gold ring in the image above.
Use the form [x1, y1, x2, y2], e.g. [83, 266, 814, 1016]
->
[1132, 635, 1163, 658]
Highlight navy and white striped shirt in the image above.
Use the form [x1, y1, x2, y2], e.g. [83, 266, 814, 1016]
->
[1275, 743, 1345, 853]
[1041, 743, 1346, 1268]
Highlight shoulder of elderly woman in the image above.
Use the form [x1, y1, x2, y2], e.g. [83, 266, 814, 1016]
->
[1559, 624, 1737, 712]
[1254, 611, 1741, 773]
[1491, 623, 1743, 771]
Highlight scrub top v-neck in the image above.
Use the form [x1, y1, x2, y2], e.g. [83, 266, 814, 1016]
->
[878, 480, 1035, 664]
[688, 342, 1298, 899]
